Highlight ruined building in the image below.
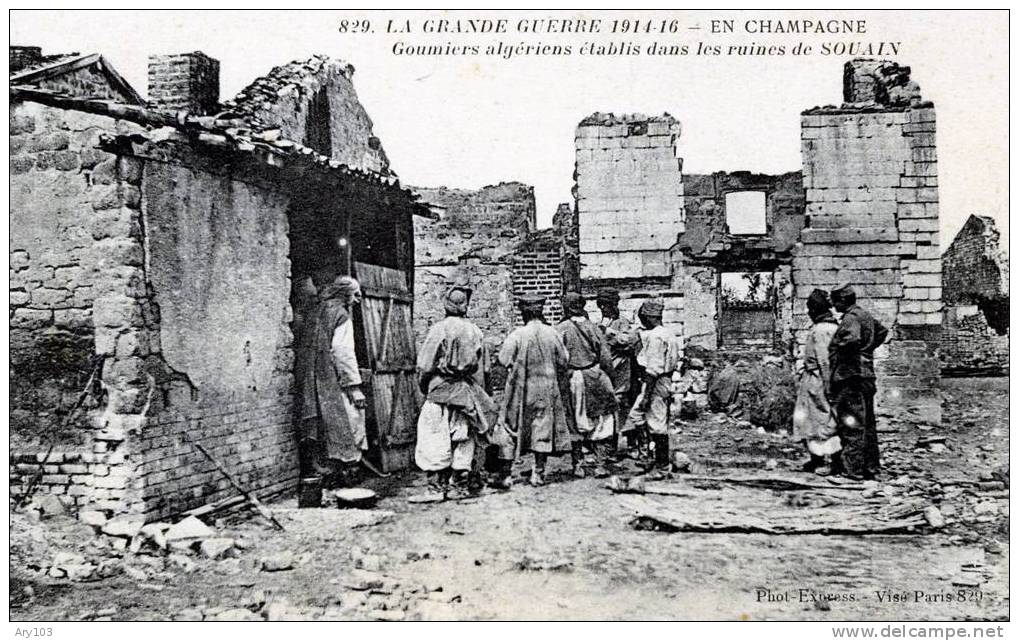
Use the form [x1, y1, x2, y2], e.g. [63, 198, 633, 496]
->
[10, 48, 430, 518]
[412, 183, 579, 355]
[940, 215, 1009, 375]
[574, 58, 943, 424]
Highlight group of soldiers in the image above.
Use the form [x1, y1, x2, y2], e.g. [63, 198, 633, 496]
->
[413, 282, 684, 500]
[294, 273, 887, 502]
[294, 273, 683, 501]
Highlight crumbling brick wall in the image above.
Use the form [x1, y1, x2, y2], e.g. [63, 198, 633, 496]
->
[412, 183, 535, 347]
[9, 100, 148, 513]
[940, 215, 1009, 375]
[137, 159, 296, 519]
[794, 59, 942, 425]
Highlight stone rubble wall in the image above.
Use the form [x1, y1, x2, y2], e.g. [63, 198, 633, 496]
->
[940, 306, 1009, 375]
[9, 101, 148, 514]
[942, 215, 1009, 304]
[225, 56, 390, 175]
[795, 97, 942, 424]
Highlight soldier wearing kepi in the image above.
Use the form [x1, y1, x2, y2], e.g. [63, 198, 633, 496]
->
[626, 298, 684, 475]
[596, 288, 640, 452]
[555, 292, 618, 478]
[414, 278, 498, 500]
[492, 294, 573, 487]
[828, 284, 888, 480]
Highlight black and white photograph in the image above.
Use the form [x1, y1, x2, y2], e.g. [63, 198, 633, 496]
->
[7, 8, 1010, 631]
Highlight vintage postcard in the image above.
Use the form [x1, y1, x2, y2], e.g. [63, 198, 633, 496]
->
[7, 8, 1009, 630]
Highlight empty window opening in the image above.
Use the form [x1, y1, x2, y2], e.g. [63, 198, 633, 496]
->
[719, 271, 775, 348]
[725, 191, 767, 235]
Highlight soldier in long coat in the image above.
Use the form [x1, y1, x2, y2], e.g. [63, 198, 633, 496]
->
[829, 284, 888, 480]
[596, 288, 640, 451]
[415, 281, 498, 499]
[296, 277, 368, 484]
[792, 289, 841, 472]
[494, 295, 573, 487]
[555, 292, 618, 478]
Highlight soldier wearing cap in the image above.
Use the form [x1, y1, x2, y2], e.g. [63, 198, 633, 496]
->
[596, 289, 641, 441]
[414, 277, 498, 500]
[492, 294, 573, 486]
[626, 298, 684, 474]
[828, 284, 888, 480]
[555, 292, 618, 478]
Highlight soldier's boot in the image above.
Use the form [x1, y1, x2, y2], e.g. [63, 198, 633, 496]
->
[491, 459, 514, 491]
[446, 470, 471, 500]
[645, 434, 671, 480]
[571, 442, 587, 479]
[592, 441, 612, 478]
[530, 454, 547, 487]
[426, 468, 450, 500]
[802, 454, 826, 473]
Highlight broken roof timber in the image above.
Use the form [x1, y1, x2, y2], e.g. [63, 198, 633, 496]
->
[10, 85, 438, 219]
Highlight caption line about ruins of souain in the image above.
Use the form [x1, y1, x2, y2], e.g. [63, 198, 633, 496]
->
[336, 16, 902, 59]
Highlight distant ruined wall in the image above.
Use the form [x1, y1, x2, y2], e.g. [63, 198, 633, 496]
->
[940, 215, 1009, 375]
[412, 183, 536, 348]
[794, 59, 942, 424]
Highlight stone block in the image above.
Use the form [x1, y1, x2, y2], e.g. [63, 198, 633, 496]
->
[93, 294, 143, 328]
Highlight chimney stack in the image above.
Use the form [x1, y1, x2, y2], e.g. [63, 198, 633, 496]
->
[10, 46, 43, 73]
[147, 51, 220, 114]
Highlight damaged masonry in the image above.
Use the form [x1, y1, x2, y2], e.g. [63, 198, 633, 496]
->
[9, 41, 1008, 623]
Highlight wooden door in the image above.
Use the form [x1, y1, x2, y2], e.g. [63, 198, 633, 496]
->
[353, 262, 421, 472]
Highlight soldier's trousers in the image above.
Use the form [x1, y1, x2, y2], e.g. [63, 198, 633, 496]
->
[831, 377, 879, 478]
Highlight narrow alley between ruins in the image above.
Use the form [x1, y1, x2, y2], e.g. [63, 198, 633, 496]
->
[10, 377, 1008, 622]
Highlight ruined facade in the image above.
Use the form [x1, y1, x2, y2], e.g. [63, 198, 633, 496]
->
[412, 183, 578, 356]
[795, 59, 943, 424]
[940, 215, 1009, 375]
[574, 58, 944, 425]
[10, 49, 426, 518]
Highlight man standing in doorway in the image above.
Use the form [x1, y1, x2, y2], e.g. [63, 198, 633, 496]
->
[828, 284, 888, 480]
[415, 279, 498, 500]
[297, 276, 368, 486]
[555, 292, 618, 478]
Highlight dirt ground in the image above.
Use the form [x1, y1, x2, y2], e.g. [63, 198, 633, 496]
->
[9, 377, 1009, 621]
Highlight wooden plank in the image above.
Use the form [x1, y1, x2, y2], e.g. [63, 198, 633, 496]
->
[377, 296, 394, 363]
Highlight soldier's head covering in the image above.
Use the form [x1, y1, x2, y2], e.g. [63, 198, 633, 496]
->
[596, 288, 620, 306]
[319, 276, 360, 305]
[517, 294, 545, 314]
[444, 274, 472, 317]
[638, 298, 664, 318]
[561, 292, 587, 317]
[806, 288, 832, 322]
[830, 283, 857, 306]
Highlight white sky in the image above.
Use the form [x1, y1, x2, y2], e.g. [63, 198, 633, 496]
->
[10, 9, 1008, 248]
